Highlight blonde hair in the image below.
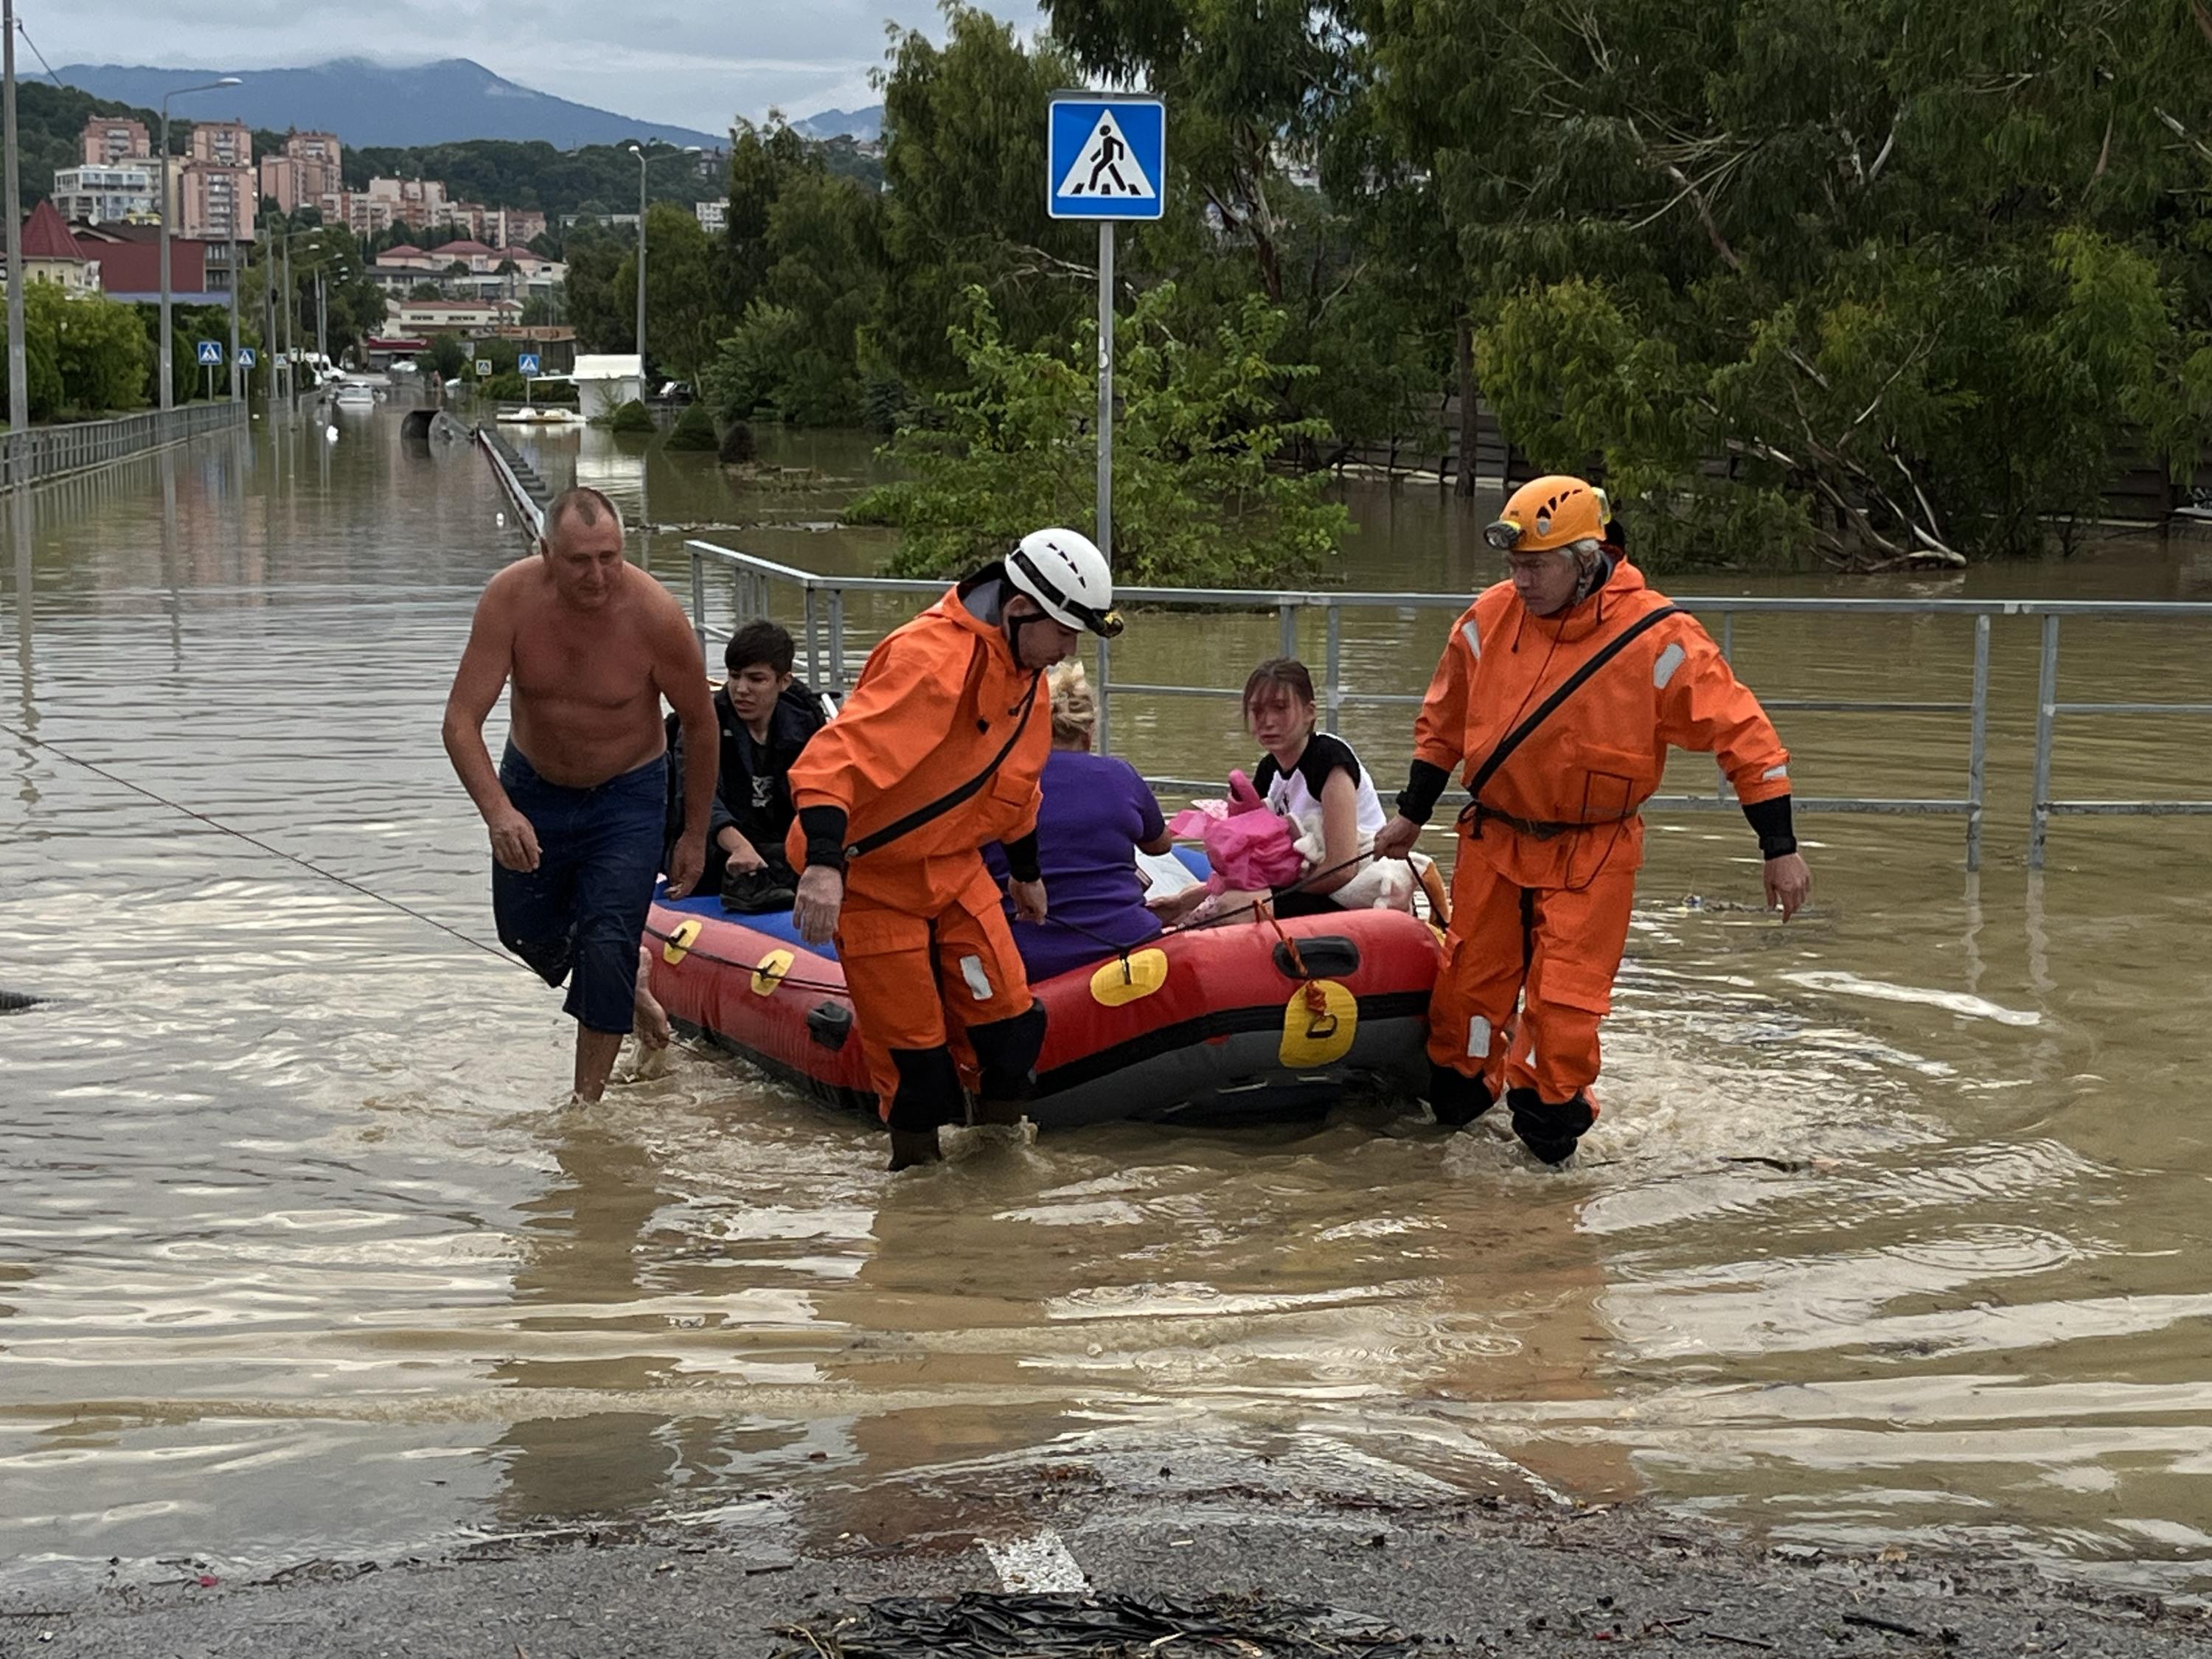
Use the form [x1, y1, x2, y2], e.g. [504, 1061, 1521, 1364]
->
[1048, 660, 1096, 746]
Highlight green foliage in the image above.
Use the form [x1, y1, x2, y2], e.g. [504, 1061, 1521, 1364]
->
[13, 82, 160, 209]
[417, 333, 467, 380]
[607, 397, 656, 434]
[341, 139, 717, 220]
[700, 144, 886, 426]
[560, 223, 633, 354]
[610, 203, 731, 383]
[1354, 0, 2212, 563]
[665, 400, 720, 451]
[38, 284, 150, 415]
[720, 420, 757, 465]
[852, 285, 1350, 586]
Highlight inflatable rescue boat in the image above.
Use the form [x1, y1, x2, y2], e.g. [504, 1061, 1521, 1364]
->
[642, 887, 1442, 1130]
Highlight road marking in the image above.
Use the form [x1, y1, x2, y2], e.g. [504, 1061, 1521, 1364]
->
[981, 1527, 1086, 1592]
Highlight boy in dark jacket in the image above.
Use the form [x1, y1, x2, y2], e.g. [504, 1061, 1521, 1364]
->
[664, 620, 832, 911]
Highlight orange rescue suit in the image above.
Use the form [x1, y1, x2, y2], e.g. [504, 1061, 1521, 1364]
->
[786, 578, 1049, 1124]
[1413, 560, 1791, 1153]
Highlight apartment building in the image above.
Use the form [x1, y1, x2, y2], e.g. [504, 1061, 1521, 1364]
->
[179, 161, 255, 240]
[51, 162, 159, 225]
[189, 119, 251, 167]
[259, 131, 345, 213]
[80, 115, 150, 165]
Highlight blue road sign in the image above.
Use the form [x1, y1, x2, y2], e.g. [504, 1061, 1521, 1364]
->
[518, 352, 541, 377]
[195, 340, 223, 366]
[236, 347, 257, 369]
[1048, 97, 1165, 221]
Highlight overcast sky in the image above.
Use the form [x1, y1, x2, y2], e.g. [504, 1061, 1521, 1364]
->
[35, 1, 1048, 134]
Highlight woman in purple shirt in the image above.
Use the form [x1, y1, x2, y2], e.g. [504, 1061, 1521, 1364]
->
[987, 662, 1175, 982]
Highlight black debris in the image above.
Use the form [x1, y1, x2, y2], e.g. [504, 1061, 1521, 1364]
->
[773, 1591, 1430, 1659]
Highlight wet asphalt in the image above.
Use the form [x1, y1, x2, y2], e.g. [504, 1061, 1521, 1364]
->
[8, 1453, 2208, 1658]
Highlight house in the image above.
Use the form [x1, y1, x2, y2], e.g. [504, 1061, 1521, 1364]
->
[385, 296, 524, 333]
[10, 202, 97, 292]
[73, 223, 215, 302]
[51, 163, 159, 226]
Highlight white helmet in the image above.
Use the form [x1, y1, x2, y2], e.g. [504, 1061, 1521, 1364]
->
[1006, 527, 1123, 638]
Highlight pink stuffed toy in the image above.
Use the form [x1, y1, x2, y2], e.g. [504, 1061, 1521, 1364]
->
[1165, 769, 1306, 894]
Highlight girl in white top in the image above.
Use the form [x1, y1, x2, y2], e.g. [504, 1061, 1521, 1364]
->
[1244, 657, 1407, 916]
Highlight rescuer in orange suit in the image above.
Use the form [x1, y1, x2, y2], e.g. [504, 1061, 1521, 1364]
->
[1372, 476, 1812, 1166]
[786, 529, 1124, 1171]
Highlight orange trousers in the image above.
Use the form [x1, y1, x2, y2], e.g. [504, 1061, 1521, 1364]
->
[1426, 847, 1637, 1106]
[837, 883, 1036, 1125]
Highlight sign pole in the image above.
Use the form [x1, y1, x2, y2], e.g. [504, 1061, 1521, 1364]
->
[1096, 220, 1113, 566]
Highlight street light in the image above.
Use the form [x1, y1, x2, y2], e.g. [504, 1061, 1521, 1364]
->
[626, 142, 700, 399]
[157, 74, 240, 411]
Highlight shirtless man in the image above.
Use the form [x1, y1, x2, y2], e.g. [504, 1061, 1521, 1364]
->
[442, 487, 718, 1103]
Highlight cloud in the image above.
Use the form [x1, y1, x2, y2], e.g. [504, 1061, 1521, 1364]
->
[33, 0, 1047, 132]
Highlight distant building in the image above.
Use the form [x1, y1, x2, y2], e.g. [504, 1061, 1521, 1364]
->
[52, 162, 159, 225]
[571, 353, 645, 418]
[484, 206, 546, 248]
[8, 202, 97, 292]
[189, 119, 251, 167]
[80, 115, 150, 166]
[695, 199, 726, 234]
[73, 223, 216, 302]
[259, 131, 344, 213]
[179, 161, 255, 241]
[386, 296, 524, 333]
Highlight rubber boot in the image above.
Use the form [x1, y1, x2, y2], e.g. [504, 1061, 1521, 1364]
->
[1425, 1062, 1495, 1129]
[972, 1096, 1027, 1127]
[887, 1127, 943, 1170]
[1506, 1086, 1595, 1166]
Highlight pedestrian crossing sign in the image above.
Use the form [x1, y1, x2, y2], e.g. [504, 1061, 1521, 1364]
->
[236, 347, 257, 368]
[1048, 97, 1165, 221]
[195, 340, 223, 366]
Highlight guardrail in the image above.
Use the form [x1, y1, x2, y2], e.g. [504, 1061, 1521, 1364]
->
[687, 540, 2212, 872]
[0, 401, 246, 491]
[476, 424, 549, 538]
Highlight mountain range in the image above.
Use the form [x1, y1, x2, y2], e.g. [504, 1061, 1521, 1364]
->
[792, 106, 883, 142]
[54, 59, 726, 150]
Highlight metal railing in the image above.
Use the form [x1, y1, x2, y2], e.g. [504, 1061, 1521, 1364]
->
[2031, 610, 2212, 869]
[476, 425, 549, 538]
[687, 540, 2212, 872]
[0, 401, 246, 491]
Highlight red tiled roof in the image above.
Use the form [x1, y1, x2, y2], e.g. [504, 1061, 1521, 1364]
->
[21, 201, 85, 262]
[385, 243, 427, 258]
[431, 239, 495, 256]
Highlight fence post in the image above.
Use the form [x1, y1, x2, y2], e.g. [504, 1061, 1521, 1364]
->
[2030, 614, 2062, 870]
[803, 585, 821, 686]
[1965, 613, 1991, 873]
[827, 588, 847, 692]
[1324, 601, 1343, 733]
[1278, 601, 1297, 661]
[689, 547, 708, 657]
[1095, 631, 1113, 757]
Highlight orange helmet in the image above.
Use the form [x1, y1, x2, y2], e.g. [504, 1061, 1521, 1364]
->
[1484, 475, 1610, 554]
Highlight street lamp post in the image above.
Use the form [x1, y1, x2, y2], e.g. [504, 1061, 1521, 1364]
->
[4, 0, 28, 439]
[156, 74, 240, 411]
[625, 142, 700, 400]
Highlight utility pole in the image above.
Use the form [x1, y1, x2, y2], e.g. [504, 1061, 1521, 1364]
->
[281, 234, 294, 404]
[626, 142, 698, 403]
[226, 218, 239, 403]
[4, 0, 27, 439]
[315, 266, 326, 361]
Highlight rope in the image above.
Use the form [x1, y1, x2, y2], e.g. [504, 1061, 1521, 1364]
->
[1, 721, 515, 965]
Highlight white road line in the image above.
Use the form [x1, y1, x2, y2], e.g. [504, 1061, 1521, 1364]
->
[981, 1527, 1087, 1592]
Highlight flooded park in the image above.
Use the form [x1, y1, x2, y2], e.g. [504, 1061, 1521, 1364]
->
[3, 401, 2211, 1631]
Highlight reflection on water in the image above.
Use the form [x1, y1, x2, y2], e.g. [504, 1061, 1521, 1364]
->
[2, 408, 2211, 1593]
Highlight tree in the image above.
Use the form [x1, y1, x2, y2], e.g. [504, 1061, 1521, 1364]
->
[611, 202, 735, 384]
[39, 283, 150, 414]
[409, 282, 444, 300]
[418, 333, 467, 380]
[561, 221, 633, 353]
[1351, 0, 2212, 564]
[703, 165, 885, 426]
[874, 8, 1092, 393]
[849, 285, 1350, 585]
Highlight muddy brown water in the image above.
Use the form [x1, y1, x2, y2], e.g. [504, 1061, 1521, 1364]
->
[2, 407, 2210, 1596]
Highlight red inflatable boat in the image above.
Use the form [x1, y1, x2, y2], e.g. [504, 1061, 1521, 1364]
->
[641, 889, 1442, 1130]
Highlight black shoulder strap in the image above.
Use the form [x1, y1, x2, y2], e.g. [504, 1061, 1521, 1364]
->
[1464, 605, 1682, 805]
[844, 664, 1043, 861]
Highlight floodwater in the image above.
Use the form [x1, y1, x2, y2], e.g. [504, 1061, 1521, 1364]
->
[3, 407, 2211, 1596]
